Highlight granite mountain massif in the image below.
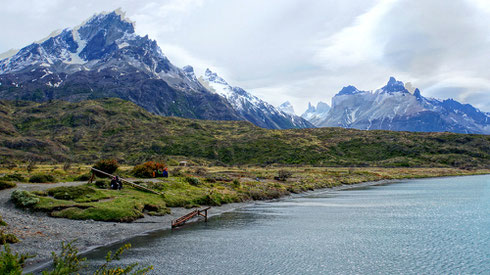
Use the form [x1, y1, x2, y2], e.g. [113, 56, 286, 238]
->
[0, 10, 311, 129]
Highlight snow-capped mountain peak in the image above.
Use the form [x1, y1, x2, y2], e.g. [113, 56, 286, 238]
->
[379, 76, 410, 94]
[337, 85, 364, 96]
[204, 68, 229, 85]
[0, 10, 312, 129]
[301, 101, 330, 125]
[277, 101, 296, 115]
[199, 70, 313, 129]
[182, 65, 198, 81]
[308, 77, 490, 134]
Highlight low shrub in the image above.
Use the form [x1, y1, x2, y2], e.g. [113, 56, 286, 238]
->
[28, 174, 55, 183]
[0, 244, 33, 274]
[95, 180, 109, 189]
[0, 241, 151, 275]
[63, 162, 71, 171]
[132, 161, 166, 178]
[11, 190, 39, 208]
[186, 177, 201, 186]
[0, 181, 16, 190]
[170, 167, 184, 177]
[93, 159, 119, 177]
[275, 170, 293, 181]
[0, 174, 26, 182]
[73, 173, 91, 181]
[193, 167, 208, 176]
[47, 185, 99, 201]
[0, 231, 19, 245]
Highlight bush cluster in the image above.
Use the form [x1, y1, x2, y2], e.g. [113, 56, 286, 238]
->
[47, 185, 97, 201]
[95, 180, 109, 189]
[0, 174, 26, 182]
[186, 177, 201, 186]
[73, 173, 91, 181]
[0, 241, 152, 274]
[0, 181, 16, 190]
[132, 161, 166, 178]
[170, 167, 185, 177]
[0, 231, 19, 245]
[29, 174, 56, 183]
[11, 190, 39, 208]
[275, 170, 293, 181]
[93, 159, 119, 177]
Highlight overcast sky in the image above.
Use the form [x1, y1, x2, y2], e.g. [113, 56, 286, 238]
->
[1, 0, 490, 113]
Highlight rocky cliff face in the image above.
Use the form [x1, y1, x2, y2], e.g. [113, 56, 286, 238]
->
[199, 69, 313, 129]
[312, 77, 490, 134]
[0, 10, 311, 129]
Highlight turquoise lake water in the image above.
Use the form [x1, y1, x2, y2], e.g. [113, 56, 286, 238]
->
[85, 175, 490, 274]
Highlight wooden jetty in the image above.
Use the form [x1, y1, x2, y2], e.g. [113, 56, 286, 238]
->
[89, 167, 163, 196]
[172, 207, 211, 228]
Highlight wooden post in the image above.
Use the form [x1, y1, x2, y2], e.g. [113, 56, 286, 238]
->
[88, 172, 95, 184]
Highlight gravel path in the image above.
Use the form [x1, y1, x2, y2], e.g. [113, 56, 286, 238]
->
[0, 182, 249, 272]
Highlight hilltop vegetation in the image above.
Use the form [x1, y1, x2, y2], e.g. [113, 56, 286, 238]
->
[0, 99, 489, 168]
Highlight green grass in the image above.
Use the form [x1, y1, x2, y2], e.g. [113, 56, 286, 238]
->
[0, 98, 488, 168]
[28, 184, 170, 222]
[9, 166, 490, 222]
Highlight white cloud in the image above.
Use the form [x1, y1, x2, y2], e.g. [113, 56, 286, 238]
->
[1, 0, 489, 113]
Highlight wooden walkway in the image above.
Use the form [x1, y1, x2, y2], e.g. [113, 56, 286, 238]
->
[172, 207, 210, 228]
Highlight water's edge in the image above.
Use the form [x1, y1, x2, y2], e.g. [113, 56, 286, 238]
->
[25, 174, 487, 273]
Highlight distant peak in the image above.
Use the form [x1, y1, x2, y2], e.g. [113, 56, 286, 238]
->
[414, 88, 422, 98]
[316, 101, 330, 112]
[337, 85, 362, 96]
[182, 65, 196, 79]
[183, 65, 194, 73]
[203, 68, 228, 85]
[278, 101, 295, 115]
[382, 76, 409, 93]
[75, 9, 135, 39]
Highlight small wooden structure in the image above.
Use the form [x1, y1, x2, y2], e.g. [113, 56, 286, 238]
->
[171, 207, 210, 228]
[178, 161, 188, 167]
[89, 167, 163, 196]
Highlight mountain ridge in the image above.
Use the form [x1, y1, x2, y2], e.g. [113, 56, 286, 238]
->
[0, 10, 310, 129]
[304, 77, 490, 134]
[1, 98, 488, 168]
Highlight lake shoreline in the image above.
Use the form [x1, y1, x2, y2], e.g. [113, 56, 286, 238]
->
[1, 172, 486, 273]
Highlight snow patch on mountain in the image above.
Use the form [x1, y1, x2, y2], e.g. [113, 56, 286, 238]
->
[277, 101, 295, 115]
[309, 77, 490, 134]
[301, 102, 331, 125]
[200, 69, 313, 129]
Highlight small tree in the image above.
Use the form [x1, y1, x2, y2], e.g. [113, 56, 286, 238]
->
[0, 244, 33, 274]
[62, 162, 71, 171]
[93, 159, 119, 177]
[27, 161, 36, 173]
[275, 170, 292, 181]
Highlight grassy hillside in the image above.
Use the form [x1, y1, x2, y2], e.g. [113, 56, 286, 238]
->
[0, 99, 489, 168]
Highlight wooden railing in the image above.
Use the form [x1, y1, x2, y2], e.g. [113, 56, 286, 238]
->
[89, 167, 163, 196]
[172, 207, 211, 228]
